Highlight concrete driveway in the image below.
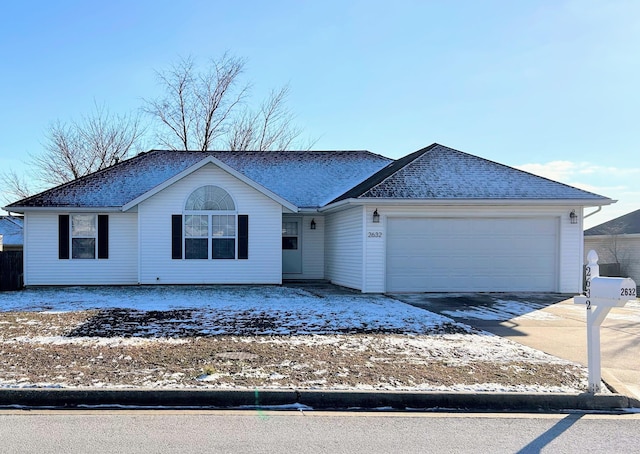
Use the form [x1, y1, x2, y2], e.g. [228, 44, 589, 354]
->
[392, 293, 640, 400]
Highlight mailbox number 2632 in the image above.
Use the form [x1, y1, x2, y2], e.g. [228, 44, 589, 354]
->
[621, 287, 637, 297]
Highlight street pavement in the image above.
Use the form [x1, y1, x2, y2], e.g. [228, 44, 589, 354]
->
[394, 293, 640, 402]
[0, 410, 639, 453]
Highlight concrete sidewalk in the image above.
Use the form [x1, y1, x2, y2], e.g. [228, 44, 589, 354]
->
[487, 298, 640, 401]
[396, 294, 640, 403]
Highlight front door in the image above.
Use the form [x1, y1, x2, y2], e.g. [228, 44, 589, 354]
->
[282, 218, 302, 274]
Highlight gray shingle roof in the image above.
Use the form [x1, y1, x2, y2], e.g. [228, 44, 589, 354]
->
[585, 208, 640, 235]
[5, 144, 612, 212]
[0, 216, 23, 246]
[332, 144, 611, 202]
[5, 150, 392, 210]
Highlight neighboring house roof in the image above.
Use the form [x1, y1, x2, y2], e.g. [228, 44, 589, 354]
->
[585, 208, 640, 236]
[4, 143, 612, 212]
[332, 144, 611, 203]
[0, 216, 23, 246]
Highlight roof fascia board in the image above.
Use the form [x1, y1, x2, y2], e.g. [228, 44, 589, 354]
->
[122, 155, 298, 212]
[3, 206, 122, 214]
[297, 207, 321, 213]
[585, 233, 640, 239]
[319, 197, 616, 212]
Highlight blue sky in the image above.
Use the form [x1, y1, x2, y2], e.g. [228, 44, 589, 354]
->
[1, 0, 638, 227]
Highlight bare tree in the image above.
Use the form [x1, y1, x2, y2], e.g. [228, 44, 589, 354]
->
[32, 103, 146, 187]
[1, 169, 33, 202]
[226, 85, 306, 151]
[145, 55, 313, 151]
[602, 231, 631, 276]
[1, 102, 146, 201]
[144, 54, 248, 151]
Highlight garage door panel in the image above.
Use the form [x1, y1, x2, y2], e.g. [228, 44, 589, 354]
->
[386, 217, 558, 292]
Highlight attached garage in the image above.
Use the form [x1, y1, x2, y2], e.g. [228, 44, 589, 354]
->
[386, 217, 559, 292]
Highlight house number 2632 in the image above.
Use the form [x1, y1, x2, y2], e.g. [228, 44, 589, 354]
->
[368, 232, 383, 238]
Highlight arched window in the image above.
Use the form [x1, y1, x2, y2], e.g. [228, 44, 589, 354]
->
[183, 186, 237, 259]
[185, 185, 235, 211]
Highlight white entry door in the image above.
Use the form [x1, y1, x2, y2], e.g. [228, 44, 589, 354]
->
[386, 217, 558, 292]
[282, 219, 302, 274]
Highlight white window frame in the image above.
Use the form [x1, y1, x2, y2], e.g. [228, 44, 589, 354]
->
[182, 185, 238, 260]
[183, 211, 238, 260]
[70, 214, 97, 259]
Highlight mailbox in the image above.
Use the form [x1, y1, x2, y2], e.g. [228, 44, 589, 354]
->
[575, 276, 637, 307]
[590, 276, 636, 301]
[574, 249, 638, 393]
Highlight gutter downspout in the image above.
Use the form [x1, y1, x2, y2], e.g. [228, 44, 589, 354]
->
[584, 206, 602, 219]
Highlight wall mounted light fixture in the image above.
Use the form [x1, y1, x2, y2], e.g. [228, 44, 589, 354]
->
[310, 218, 316, 230]
[570, 209, 578, 224]
[373, 209, 380, 223]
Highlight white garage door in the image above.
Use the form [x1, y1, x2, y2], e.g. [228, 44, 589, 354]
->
[386, 217, 558, 292]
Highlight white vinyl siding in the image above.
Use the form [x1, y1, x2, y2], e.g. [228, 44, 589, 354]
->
[325, 206, 363, 290]
[559, 207, 585, 293]
[361, 205, 584, 293]
[138, 163, 282, 284]
[283, 215, 325, 280]
[363, 206, 386, 292]
[24, 212, 138, 285]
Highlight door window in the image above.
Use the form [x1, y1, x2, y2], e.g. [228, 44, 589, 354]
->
[282, 221, 298, 250]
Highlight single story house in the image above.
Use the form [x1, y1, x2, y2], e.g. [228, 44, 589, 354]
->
[584, 208, 640, 284]
[4, 143, 613, 293]
[0, 216, 23, 252]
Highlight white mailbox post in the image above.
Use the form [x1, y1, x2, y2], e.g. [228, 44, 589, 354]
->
[574, 250, 637, 393]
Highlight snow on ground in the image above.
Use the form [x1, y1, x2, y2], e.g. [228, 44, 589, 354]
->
[0, 285, 593, 393]
[0, 285, 459, 335]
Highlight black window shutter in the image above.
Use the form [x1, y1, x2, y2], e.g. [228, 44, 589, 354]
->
[171, 215, 182, 259]
[238, 215, 248, 260]
[58, 215, 69, 259]
[98, 215, 109, 259]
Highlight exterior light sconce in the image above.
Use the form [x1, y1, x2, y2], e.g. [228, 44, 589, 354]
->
[310, 218, 317, 230]
[372, 209, 380, 223]
[570, 209, 578, 224]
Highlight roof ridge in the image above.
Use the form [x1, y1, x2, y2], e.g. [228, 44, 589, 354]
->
[150, 149, 376, 153]
[328, 143, 440, 203]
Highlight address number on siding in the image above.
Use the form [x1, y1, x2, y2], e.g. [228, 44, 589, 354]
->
[368, 232, 383, 238]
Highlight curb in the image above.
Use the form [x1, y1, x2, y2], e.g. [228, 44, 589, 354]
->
[602, 372, 640, 408]
[0, 389, 635, 412]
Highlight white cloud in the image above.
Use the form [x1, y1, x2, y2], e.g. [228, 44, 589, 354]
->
[517, 161, 579, 182]
[515, 161, 640, 229]
[518, 161, 640, 181]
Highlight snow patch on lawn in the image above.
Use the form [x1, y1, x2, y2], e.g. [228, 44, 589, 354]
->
[0, 285, 462, 335]
[2, 336, 189, 347]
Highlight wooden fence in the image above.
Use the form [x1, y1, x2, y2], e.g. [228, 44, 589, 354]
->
[0, 251, 23, 291]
